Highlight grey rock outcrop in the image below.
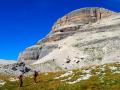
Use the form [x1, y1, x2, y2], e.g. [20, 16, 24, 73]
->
[52, 7, 116, 32]
[18, 44, 58, 64]
[0, 62, 32, 76]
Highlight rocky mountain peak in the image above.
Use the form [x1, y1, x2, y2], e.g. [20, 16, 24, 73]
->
[35, 8, 117, 45]
[18, 7, 120, 72]
[52, 7, 116, 32]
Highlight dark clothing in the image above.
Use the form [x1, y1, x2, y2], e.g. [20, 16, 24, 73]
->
[34, 71, 38, 83]
[18, 75, 23, 87]
[20, 80, 23, 87]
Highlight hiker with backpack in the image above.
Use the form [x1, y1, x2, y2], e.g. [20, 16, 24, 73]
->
[18, 73, 23, 87]
[34, 70, 39, 83]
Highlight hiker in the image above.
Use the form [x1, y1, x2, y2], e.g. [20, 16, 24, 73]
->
[18, 73, 23, 87]
[34, 70, 39, 83]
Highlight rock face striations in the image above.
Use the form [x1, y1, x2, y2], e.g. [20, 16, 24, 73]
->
[18, 7, 120, 72]
[52, 8, 115, 32]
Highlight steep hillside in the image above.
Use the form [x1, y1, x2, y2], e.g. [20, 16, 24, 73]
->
[18, 7, 120, 72]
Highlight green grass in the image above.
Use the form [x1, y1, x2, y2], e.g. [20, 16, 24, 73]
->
[0, 62, 120, 90]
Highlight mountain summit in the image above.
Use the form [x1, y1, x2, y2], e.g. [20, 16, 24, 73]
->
[52, 7, 116, 32]
[18, 7, 120, 72]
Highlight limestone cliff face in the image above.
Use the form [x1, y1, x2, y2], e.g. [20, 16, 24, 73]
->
[18, 7, 120, 72]
[52, 8, 115, 32]
[36, 8, 116, 44]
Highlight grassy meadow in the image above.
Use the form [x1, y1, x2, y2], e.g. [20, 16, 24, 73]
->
[0, 62, 120, 90]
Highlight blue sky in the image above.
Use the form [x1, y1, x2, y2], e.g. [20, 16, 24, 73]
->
[0, 0, 120, 60]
